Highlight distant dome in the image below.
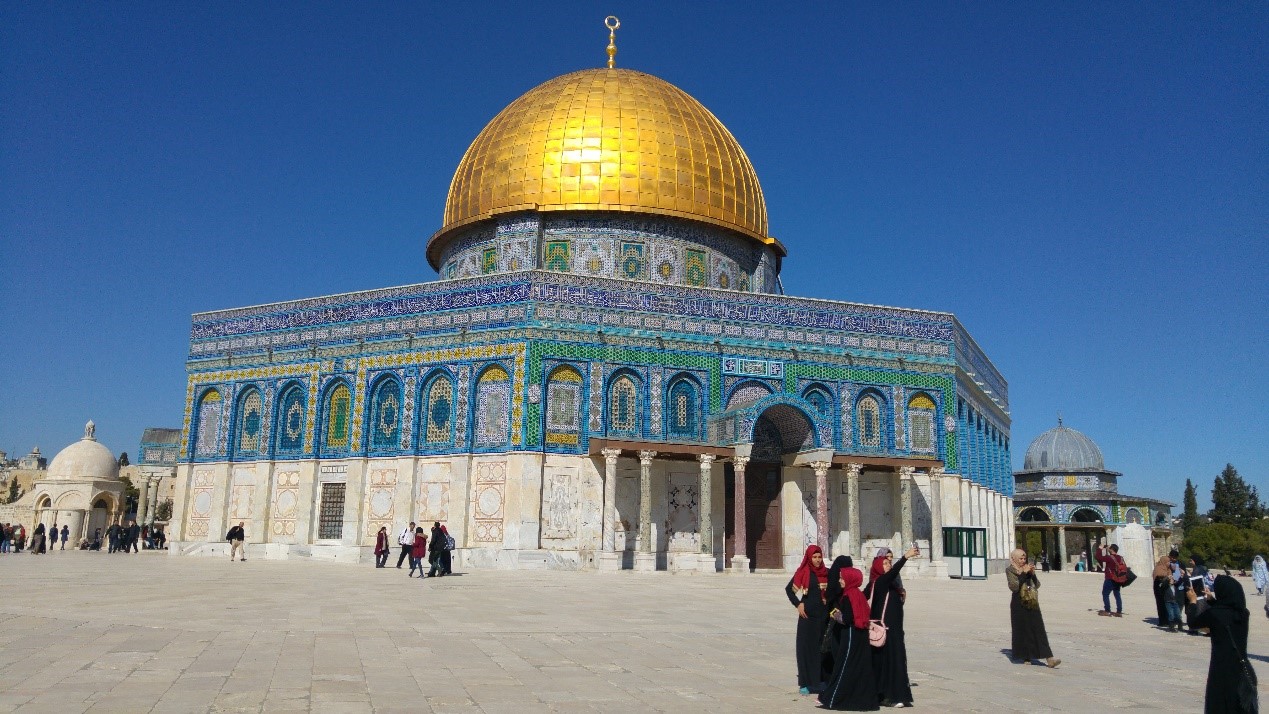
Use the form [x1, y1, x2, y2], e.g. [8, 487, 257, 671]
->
[46, 422, 119, 482]
[1023, 420, 1105, 471]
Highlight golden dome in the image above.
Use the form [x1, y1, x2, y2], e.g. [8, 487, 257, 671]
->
[430, 68, 777, 266]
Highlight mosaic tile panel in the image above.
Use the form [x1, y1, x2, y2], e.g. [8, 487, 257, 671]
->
[544, 240, 571, 272]
[545, 366, 583, 446]
[474, 366, 511, 447]
[424, 375, 455, 444]
[471, 461, 506, 543]
[619, 241, 646, 280]
[194, 391, 223, 458]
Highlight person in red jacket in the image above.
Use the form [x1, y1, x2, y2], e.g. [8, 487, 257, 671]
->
[409, 526, 428, 578]
[1096, 542, 1127, 617]
[373, 526, 390, 568]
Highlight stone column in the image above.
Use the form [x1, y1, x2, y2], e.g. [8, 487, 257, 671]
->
[1057, 525, 1068, 571]
[634, 450, 657, 572]
[731, 455, 751, 574]
[597, 448, 623, 571]
[150, 476, 163, 519]
[697, 454, 717, 573]
[812, 461, 832, 555]
[845, 463, 862, 559]
[136, 477, 152, 527]
[898, 466, 915, 551]
[927, 467, 947, 578]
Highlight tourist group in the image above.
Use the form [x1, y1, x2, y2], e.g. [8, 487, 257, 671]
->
[788, 543, 1260, 711]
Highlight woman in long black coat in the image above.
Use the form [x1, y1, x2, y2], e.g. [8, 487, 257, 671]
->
[864, 546, 919, 708]
[820, 557, 879, 711]
[785, 544, 829, 695]
[1006, 548, 1060, 667]
[1185, 575, 1258, 714]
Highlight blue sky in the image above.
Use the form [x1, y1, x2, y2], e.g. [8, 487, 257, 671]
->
[2, 4, 1265, 510]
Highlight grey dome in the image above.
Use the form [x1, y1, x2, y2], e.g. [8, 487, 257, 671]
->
[1023, 420, 1104, 471]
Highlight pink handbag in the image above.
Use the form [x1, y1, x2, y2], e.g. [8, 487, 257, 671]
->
[869, 591, 890, 648]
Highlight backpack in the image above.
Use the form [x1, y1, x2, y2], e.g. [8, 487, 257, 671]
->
[444, 533, 456, 551]
[1109, 556, 1131, 585]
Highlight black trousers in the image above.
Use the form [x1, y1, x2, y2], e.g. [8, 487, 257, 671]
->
[375, 550, 389, 567]
[396, 544, 411, 568]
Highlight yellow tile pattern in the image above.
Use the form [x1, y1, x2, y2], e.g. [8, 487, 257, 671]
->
[437, 68, 769, 248]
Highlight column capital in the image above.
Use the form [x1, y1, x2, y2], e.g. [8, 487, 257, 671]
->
[637, 450, 658, 464]
[927, 466, 945, 481]
[733, 455, 750, 471]
[600, 447, 622, 463]
[844, 462, 862, 478]
[697, 453, 717, 467]
[809, 460, 832, 476]
[898, 465, 916, 481]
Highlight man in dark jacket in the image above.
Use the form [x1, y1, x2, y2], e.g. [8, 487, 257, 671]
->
[126, 520, 141, 553]
[427, 522, 445, 577]
[107, 522, 121, 553]
[226, 522, 246, 561]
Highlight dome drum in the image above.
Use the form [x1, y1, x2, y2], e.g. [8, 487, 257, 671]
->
[435, 210, 781, 292]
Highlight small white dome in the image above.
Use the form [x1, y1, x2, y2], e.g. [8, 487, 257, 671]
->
[47, 423, 119, 482]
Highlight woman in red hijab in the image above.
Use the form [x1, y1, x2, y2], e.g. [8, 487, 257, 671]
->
[864, 545, 919, 708]
[820, 556, 878, 711]
[785, 544, 830, 695]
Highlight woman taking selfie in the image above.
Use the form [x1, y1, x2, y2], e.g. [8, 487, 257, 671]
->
[865, 545, 919, 708]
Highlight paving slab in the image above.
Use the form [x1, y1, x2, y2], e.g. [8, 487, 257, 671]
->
[1, 552, 1265, 712]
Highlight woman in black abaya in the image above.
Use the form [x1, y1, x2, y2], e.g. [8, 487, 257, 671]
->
[1184, 574, 1258, 714]
[820, 557, 879, 711]
[864, 546, 919, 708]
[785, 544, 829, 695]
[1006, 548, 1060, 667]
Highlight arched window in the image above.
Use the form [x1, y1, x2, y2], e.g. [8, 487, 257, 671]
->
[369, 376, 403, 450]
[1019, 507, 1051, 522]
[323, 382, 352, 451]
[194, 389, 223, 457]
[607, 374, 640, 436]
[474, 365, 511, 447]
[803, 388, 830, 416]
[545, 366, 584, 446]
[234, 388, 264, 456]
[275, 383, 306, 454]
[908, 392, 937, 454]
[423, 374, 455, 445]
[1124, 508, 1143, 525]
[667, 377, 699, 439]
[856, 394, 882, 449]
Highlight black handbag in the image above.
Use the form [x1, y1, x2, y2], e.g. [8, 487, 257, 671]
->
[1122, 568, 1137, 587]
[1221, 620, 1260, 713]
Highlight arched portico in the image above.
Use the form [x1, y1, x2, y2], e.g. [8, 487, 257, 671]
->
[725, 402, 818, 572]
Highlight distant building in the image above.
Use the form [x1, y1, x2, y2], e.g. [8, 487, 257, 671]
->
[132, 428, 181, 525]
[1013, 419, 1172, 576]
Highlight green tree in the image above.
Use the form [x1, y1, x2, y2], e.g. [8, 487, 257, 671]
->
[154, 498, 173, 522]
[1181, 523, 1255, 569]
[1181, 479, 1201, 532]
[1209, 463, 1264, 527]
[6, 478, 20, 504]
[118, 475, 140, 516]
[118, 452, 130, 467]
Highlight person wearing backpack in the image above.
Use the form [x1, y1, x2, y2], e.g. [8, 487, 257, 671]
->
[1096, 542, 1127, 617]
[440, 525, 454, 575]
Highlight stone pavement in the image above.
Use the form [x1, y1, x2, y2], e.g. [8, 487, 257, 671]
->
[0, 553, 1265, 713]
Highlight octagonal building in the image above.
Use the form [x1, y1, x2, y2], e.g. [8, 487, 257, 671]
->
[169, 57, 1014, 576]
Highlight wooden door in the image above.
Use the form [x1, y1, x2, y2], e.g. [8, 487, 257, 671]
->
[724, 462, 783, 570]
